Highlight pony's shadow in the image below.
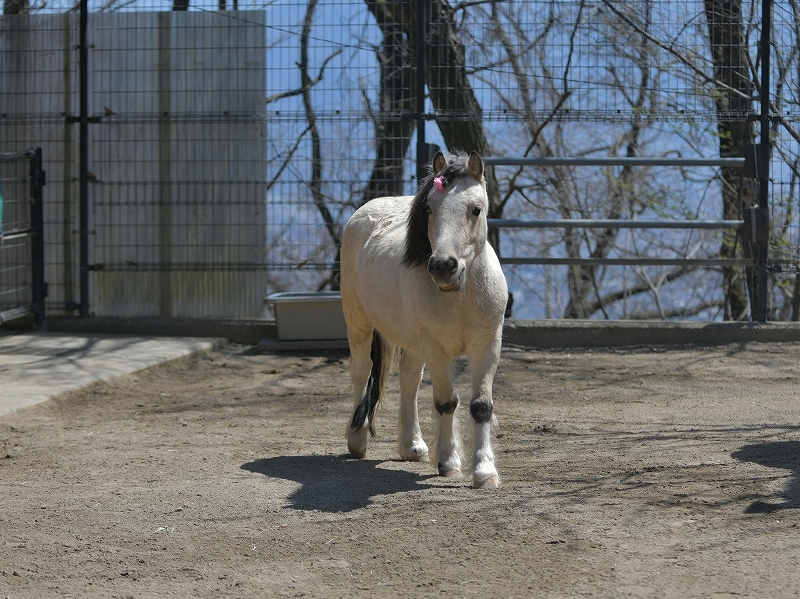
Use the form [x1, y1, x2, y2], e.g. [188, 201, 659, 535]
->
[241, 455, 434, 513]
[732, 440, 800, 513]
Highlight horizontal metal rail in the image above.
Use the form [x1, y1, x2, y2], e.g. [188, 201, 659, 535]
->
[492, 220, 748, 267]
[484, 156, 746, 168]
[488, 219, 744, 230]
[0, 149, 36, 161]
[96, 261, 271, 271]
[500, 258, 755, 267]
[0, 228, 35, 242]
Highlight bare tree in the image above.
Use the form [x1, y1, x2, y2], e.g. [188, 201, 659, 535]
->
[472, 0, 713, 318]
[360, 14, 416, 203]
[703, 0, 758, 320]
[270, 0, 794, 319]
[769, 0, 800, 320]
[299, 0, 345, 289]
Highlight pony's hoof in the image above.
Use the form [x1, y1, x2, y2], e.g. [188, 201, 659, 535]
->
[347, 439, 367, 459]
[438, 463, 462, 478]
[405, 450, 430, 463]
[347, 427, 368, 458]
[400, 442, 429, 462]
[474, 475, 500, 489]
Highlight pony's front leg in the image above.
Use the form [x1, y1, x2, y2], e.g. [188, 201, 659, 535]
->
[397, 350, 429, 462]
[467, 335, 502, 489]
[427, 358, 462, 478]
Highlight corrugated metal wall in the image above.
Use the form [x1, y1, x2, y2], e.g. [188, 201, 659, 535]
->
[1, 14, 75, 317]
[0, 11, 267, 318]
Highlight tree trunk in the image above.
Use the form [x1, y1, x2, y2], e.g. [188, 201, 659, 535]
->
[703, 0, 758, 320]
[364, 0, 503, 253]
[361, 15, 417, 204]
[425, 0, 501, 252]
[3, 0, 28, 14]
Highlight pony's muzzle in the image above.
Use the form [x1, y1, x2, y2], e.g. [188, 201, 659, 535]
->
[428, 255, 458, 277]
[428, 255, 462, 290]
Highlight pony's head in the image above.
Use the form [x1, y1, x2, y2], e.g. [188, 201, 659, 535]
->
[403, 150, 489, 292]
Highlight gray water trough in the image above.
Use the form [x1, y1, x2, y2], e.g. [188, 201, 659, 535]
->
[265, 292, 348, 341]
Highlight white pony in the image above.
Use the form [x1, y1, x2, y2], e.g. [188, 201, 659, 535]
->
[340, 150, 508, 489]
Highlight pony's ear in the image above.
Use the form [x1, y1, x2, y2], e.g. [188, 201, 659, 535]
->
[432, 151, 448, 174]
[468, 151, 484, 180]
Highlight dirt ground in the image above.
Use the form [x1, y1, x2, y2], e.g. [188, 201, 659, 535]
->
[2, 339, 800, 598]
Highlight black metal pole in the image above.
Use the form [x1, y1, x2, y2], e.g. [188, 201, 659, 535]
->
[29, 147, 46, 328]
[757, 0, 771, 323]
[79, 0, 89, 317]
[415, 0, 426, 184]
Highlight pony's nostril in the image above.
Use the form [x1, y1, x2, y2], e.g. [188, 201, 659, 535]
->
[428, 256, 459, 277]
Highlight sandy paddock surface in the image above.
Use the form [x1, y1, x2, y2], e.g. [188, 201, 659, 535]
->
[2, 340, 800, 598]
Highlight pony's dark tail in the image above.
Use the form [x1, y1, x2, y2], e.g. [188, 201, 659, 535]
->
[350, 330, 395, 437]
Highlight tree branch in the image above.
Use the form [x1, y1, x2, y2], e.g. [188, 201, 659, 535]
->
[300, 0, 342, 249]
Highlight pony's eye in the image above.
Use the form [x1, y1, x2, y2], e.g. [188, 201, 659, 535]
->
[472, 207, 482, 217]
[425, 204, 433, 215]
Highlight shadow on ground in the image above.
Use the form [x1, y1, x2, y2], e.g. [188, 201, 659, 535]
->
[241, 455, 434, 513]
[732, 440, 800, 513]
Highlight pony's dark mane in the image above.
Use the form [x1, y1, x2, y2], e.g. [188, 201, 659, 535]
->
[402, 152, 473, 268]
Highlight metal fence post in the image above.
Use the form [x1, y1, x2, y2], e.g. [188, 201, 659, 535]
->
[757, 0, 772, 323]
[78, 0, 90, 317]
[415, 0, 426, 184]
[29, 147, 46, 328]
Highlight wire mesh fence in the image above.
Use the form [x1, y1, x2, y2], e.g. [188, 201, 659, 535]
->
[1, 0, 798, 320]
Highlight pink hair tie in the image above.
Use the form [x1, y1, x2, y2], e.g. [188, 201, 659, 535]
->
[433, 176, 446, 192]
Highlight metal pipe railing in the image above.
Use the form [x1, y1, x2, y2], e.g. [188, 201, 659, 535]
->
[500, 258, 753, 267]
[485, 156, 754, 271]
[488, 219, 744, 230]
[484, 156, 746, 168]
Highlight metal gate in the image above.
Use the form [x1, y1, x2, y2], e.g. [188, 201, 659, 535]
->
[0, 148, 46, 328]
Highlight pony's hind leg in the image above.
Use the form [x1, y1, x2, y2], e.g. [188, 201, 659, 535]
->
[397, 350, 428, 462]
[346, 327, 376, 458]
[427, 357, 462, 478]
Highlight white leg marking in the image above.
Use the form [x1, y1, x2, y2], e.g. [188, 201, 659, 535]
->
[427, 358, 463, 477]
[471, 417, 500, 489]
[467, 333, 502, 489]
